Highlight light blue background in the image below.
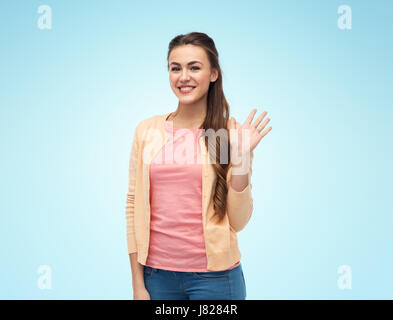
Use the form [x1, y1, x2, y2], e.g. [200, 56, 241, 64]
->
[1, 0, 392, 299]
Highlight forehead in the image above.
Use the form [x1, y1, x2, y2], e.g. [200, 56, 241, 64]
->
[169, 44, 208, 63]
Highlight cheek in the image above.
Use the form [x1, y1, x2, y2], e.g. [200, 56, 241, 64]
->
[196, 73, 211, 86]
[168, 73, 210, 91]
[169, 75, 176, 86]
[169, 79, 179, 91]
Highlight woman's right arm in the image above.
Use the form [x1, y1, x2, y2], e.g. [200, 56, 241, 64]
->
[129, 253, 150, 300]
[126, 124, 150, 300]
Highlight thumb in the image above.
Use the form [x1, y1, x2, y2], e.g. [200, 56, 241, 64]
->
[231, 117, 236, 129]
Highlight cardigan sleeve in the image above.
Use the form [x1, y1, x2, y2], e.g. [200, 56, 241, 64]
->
[125, 125, 140, 254]
[226, 149, 254, 232]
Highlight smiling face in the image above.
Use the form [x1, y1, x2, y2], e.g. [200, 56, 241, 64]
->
[168, 44, 218, 104]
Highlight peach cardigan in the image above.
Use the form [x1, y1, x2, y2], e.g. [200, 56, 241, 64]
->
[125, 112, 254, 271]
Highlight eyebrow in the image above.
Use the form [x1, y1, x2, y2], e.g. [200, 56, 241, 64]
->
[169, 61, 203, 66]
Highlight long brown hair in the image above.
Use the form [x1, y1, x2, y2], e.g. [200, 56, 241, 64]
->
[167, 32, 231, 224]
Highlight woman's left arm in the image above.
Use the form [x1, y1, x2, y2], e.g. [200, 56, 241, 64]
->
[226, 151, 254, 232]
[226, 109, 272, 231]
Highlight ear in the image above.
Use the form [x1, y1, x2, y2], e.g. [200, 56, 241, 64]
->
[210, 68, 219, 82]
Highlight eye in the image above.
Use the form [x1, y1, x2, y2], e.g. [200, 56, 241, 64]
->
[170, 66, 200, 71]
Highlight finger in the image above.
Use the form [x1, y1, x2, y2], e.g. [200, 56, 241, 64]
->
[243, 109, 257, 127]
[231, 117, 239, 130]
[253, 111, 268, 128]
[258, 126, 272, 139]
[235, 119, 240, 130]
[256, 117, 270, 133]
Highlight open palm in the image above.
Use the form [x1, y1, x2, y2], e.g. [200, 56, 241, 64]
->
[229, 109, 272, 158]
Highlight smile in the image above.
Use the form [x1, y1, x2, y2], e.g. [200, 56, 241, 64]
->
[178, 86, 196, 94]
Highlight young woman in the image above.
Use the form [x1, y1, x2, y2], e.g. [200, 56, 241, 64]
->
[126, 32, 272, 300]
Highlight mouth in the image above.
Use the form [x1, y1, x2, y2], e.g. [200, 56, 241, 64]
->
[178, 86, 196, 94]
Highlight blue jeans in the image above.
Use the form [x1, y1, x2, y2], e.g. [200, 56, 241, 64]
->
[143, 263, 247, 300]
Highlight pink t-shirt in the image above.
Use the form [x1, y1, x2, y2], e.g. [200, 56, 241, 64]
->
[145, 121, 240, 272]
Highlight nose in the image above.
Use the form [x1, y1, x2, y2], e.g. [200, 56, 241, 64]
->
[180, 69, 191, 81]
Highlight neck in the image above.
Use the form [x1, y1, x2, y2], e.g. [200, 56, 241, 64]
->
[170, 97, 207, 127]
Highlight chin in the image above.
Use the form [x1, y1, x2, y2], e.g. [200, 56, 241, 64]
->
[178, 97, 198, 104]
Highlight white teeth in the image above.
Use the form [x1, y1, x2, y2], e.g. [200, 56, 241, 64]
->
[180, 87, 194, 91]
